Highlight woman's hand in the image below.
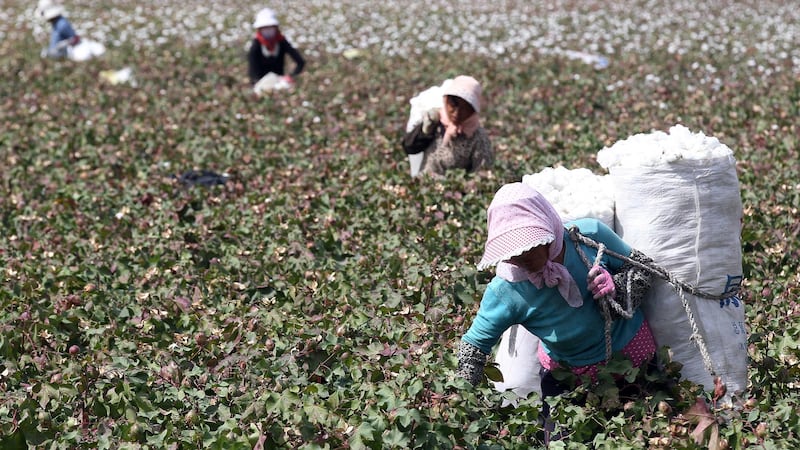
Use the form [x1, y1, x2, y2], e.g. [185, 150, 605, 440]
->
[421, 108, 440, 135]
[587, 265, 615, 300]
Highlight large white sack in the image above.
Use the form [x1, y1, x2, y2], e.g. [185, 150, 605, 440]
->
[522, 166, 615, 229]
[598, 125, 746, 403]
[67, 39, 105, 62]
[493, 325, 542, 405]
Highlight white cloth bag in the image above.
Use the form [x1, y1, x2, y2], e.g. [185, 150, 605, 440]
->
[253, 72, 293, 95]
[609, 156, 747, 402]
[492, 325, 542, 405]
[67, 39, 106, 61]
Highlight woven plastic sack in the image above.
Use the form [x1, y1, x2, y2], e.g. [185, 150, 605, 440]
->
[598, 125, 747, 404]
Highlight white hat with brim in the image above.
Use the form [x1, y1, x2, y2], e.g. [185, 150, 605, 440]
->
[253, 8, 279, 28]
[40, 5, 65, 21]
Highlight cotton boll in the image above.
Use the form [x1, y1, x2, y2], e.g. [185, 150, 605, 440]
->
[522, 167, 615, 229]
[597, 125, 735, 169]
[405, 79, 451, 132]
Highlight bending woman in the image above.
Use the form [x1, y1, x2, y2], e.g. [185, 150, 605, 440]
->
[457, 183, 656, 406]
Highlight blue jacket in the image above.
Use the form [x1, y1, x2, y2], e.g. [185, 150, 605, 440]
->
[48, 16, 77, 58]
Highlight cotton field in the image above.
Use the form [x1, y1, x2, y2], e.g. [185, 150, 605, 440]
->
[2, 0, 800, 448]
[3, 0, 799, 77]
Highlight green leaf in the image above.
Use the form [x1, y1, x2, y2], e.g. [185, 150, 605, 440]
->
[382, 429, 410, 448]
[484, 364, 504, 382]
[406, 380, 423, 397]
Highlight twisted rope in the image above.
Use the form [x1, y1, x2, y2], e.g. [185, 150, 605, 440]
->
[567, 226, 731, 375]
[568, 227, 735, 301]
[571, 237, 639, 362]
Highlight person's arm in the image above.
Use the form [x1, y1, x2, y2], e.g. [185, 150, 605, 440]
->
[48, 20, 70, 56]
[283, 41, 305, 77]
[590, 221, 653, 313]
[48, 29, 62, 56]
[51, 18, 77, 48]
[610, 249, 654, 308]
[247, 40, 263, 85]
[590, 220, 632, 272]
[457, 281, 519, 385]
[401, 121, 437, 155]
[456, 341, 488, 386]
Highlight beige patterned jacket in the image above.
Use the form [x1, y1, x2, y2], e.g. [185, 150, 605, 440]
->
[420, 128, 493, 175]
[402, 121, 493, 176]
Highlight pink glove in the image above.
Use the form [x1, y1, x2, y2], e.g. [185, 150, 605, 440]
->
[587, 265, 615, 300]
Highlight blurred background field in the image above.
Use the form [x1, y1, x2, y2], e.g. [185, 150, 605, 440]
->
[1, 1, 799, 448]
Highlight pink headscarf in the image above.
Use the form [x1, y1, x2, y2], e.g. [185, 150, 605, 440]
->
[477, 183, 583, 307]
[440, 75, 482, 146]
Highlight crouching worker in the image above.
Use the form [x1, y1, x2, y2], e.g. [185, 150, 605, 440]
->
[402, 75, 493, 176]
[248, 8, 305, 90]
[456, 183, 657, 436]
[37, 1, 80, 59]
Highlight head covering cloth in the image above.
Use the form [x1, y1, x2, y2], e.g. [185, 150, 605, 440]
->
[478, 182, 583, 307]
[439, 75, 482, 146]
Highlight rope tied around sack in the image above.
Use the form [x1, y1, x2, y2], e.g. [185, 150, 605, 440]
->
[567, 226, 737, 376]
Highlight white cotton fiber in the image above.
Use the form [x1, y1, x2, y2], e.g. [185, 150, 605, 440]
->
[68, 39, 106, 62]
[522, 166, 615, 229]
[405, 79, 451, 132]
[404, 79, 452, 176]
[596, 124, 735, 169]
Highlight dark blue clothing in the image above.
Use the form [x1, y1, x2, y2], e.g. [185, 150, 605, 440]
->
[247, 38, 305, 84]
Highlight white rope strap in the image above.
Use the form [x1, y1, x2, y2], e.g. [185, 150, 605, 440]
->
[673, 283, 717, 376]
[567, 226, 722, 375]
[568, 227, 735, 301]
[570, 237, 629, 362]
[592, 245, 614, 362]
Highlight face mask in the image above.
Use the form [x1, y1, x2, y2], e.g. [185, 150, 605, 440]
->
[260, 29, 277, 39]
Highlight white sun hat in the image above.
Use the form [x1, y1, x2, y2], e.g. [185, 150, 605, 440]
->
[38, 3, 65, 21]
[442, 75, 482, 114]
[253, 8, 279, 29]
